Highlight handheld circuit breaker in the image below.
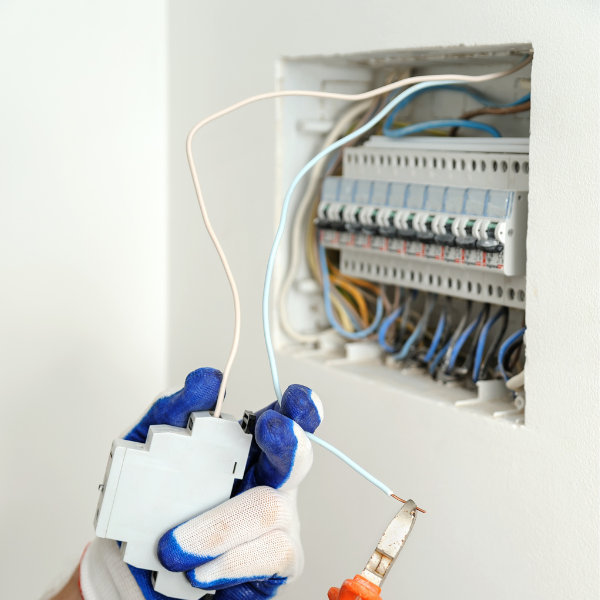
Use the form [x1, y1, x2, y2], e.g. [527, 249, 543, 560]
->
[94, 411, 254, 600]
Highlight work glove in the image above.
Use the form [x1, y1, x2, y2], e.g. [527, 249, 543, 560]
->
[80, 367, 323, 600]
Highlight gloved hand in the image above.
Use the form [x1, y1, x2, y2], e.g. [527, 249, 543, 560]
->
[79, 367, 323, 600]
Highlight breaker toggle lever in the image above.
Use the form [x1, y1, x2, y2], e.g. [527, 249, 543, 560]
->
[327, 500, 418, 600]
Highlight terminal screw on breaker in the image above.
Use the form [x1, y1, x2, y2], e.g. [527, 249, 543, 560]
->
[328, 500, 418, 600]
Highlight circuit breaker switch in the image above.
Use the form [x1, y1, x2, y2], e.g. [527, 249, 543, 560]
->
[416, 215, 436, 244]
[433, 216, 456, 246]
[341, 205, 362, 233]
[328, 204, 347, 231]
[495, 222, 507, 243]
[474, 220, 503, 252]
[396, 212, 417, 240]
[478, 239, 504, 253]
[360, 207, 379, 234]
[315, 202, 331, 230]
[486, 222, 498, 239]
[94, 411, 252, 599]
[431, 214, 446, 236]
[377, 209, 397, 238]
[434, 232, 456, 246]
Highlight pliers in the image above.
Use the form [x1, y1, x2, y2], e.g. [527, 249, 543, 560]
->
[328, 500, 418, 600]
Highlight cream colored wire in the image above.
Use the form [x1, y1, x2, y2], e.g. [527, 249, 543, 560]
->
[331, 288, 361, 330]
[278, 100, 372, 344]
[185, 55, 533, 418]
[332, 292, 356, 332]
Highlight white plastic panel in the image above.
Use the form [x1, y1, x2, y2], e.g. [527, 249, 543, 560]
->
[345, 138, 530, 190]
[335, 247, 526, 309]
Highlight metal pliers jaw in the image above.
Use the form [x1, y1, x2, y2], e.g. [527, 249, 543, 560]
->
[328, 500, 418, 600]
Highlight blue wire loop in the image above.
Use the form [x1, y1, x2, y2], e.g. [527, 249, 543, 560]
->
[385, 119, 501, 139]
[319, 244, 384, 340]
[387, 85, 530, 112]
[383, 86, 530, 135]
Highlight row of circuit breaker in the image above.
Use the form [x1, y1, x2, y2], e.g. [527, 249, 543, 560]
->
[316, 176, 528, 277]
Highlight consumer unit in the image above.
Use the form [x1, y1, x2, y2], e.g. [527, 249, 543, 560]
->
[276, 45, 531, 423]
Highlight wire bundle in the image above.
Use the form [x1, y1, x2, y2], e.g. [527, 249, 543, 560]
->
[382, 85, 531, 139]
[364, 288, 524, 386]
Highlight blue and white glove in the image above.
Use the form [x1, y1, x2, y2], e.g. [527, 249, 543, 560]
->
[79, 368, 323, 600]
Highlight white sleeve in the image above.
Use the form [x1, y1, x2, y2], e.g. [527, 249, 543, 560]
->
[79, 538, 145, 600]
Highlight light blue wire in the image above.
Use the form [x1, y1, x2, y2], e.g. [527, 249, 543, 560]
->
[378, 305, 403, 353]
[423, 304, 447, 363]
[324, 148, 341, 174]
[447, 307, 486, 372]
[319, 243, 384, 340]
[383, 86, 531, 133]
[472, 306, 507, 383]
[393, 293, 436, 361]
[305, 432, 394, 497]
[498, 327, 526, 381]
[429, 338, 452, 375]
[387, 86, 531, 110]
[385, 119, 501, 139]
[263, 79, 461, 402]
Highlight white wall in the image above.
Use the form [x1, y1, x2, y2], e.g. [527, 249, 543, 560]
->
[0, 2, 168, 597]
[167, 2, 599, 600]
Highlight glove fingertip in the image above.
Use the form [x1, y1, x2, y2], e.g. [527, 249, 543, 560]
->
[166, 368, 223, 427]
[212, 580, 287, 600]
[280, 384, 324, 433]
[186, 571, 287, 592]
[255, 412, 315, 490]
[254, 411, 298, 489]
[255, 411, 297, 455]
[182, 368, 223, 407]
[126, 368, 224, 441]
[186, 569, 213, 590]
[158, 526, 215, 573]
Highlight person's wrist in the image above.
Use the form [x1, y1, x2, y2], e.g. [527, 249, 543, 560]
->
[48, 568, 83, 600]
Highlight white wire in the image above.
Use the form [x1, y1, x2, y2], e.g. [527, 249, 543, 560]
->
[185, 54, 533, 418]
[278, 100, 372, 344]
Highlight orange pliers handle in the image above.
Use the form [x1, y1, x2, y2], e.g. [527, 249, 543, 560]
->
[328, 575, 382, 600]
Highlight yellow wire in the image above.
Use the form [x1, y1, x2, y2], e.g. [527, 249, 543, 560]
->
[327, 259, 382, 296]
[308, 232, 359, 331]
[331, 275, 370, 323]
[332, 295, 354, 331]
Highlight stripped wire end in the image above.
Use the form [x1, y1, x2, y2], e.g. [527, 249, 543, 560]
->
[392, 494, 426, 514]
